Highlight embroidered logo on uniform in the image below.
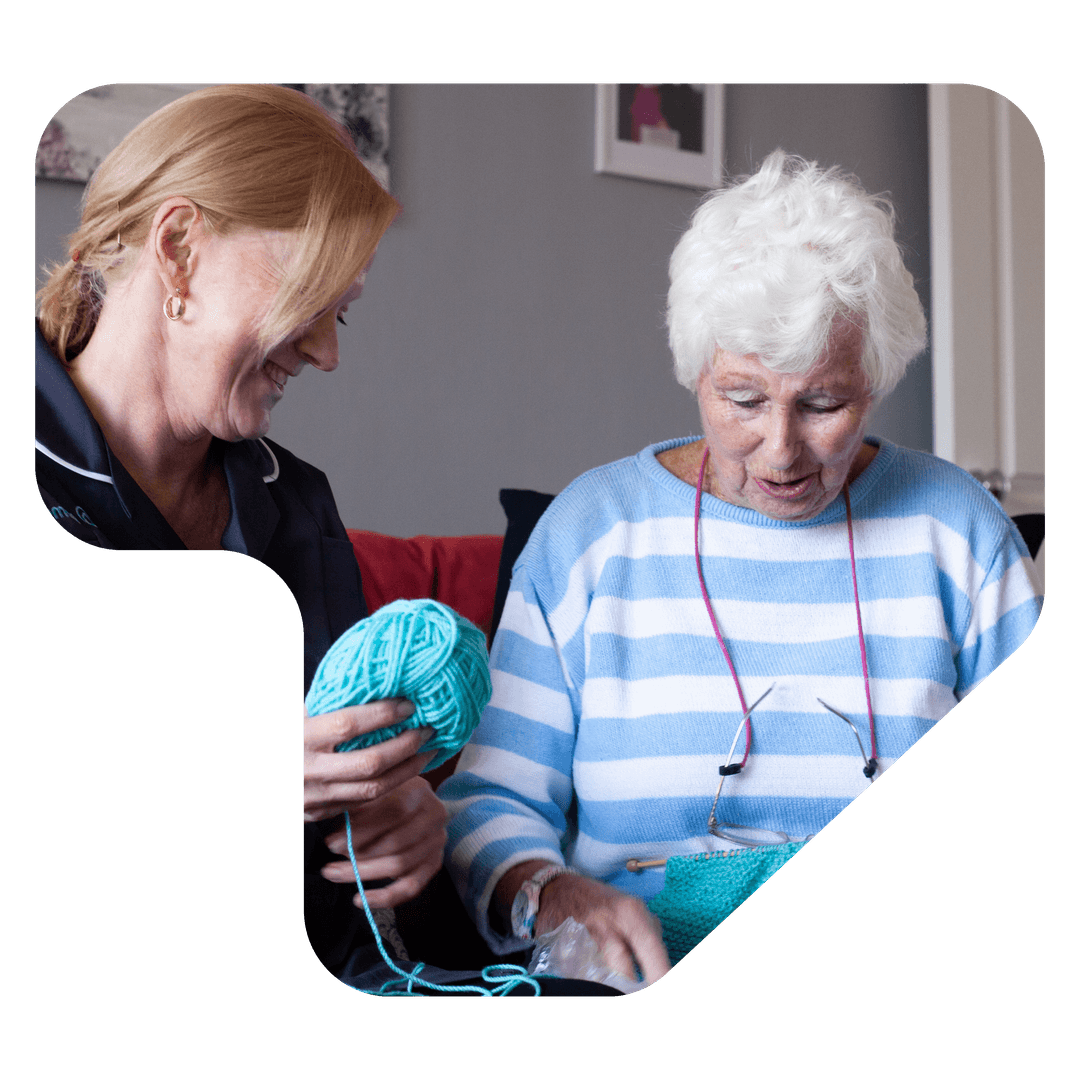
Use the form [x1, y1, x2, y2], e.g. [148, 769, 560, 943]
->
[51, 505, 97, 526]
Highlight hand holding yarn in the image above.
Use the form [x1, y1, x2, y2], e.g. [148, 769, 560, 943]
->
[304, 698, 437, 824]
[308, 600, 540, 996]
[305, 599, 493, 771]
[319, 775, 449, 908]
[305, 599, 492, 904]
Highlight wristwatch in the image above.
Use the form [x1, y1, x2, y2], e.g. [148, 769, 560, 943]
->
[510, 864, 579, 942]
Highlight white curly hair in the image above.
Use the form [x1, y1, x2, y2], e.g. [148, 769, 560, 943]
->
[667, 150, 927, 397]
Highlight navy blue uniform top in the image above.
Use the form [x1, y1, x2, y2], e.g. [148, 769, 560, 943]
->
[35, 324, 377, 973]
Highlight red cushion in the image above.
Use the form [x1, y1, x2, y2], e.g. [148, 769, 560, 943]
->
[346, 530, 503, 638]
[346, 529, 503, 790]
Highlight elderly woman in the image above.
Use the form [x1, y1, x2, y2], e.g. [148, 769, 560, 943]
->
[35, 85, 450, 988]
[441, 151, 1043, 986]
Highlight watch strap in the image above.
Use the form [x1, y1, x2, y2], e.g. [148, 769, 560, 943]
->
[510, 864, 579, 941]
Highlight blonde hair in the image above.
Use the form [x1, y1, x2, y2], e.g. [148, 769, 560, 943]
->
[37, 84, 400, 360]
[667, 150, 927, 398]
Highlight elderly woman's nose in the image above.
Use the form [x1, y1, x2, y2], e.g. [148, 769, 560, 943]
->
[761, 408, 800, 467]
[297, 311, 340, 371]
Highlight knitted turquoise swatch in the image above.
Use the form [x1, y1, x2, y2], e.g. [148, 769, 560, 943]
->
[304, 598, 492, 771]
[647, 841, 807, 964]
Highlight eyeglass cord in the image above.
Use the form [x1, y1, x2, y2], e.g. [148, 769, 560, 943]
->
[693, 447, 878, 778]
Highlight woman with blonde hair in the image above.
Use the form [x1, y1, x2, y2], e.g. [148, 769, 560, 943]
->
[35, 85, 454, 991]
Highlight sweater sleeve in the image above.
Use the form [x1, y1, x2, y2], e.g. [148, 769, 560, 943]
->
[438, 553, 581, 954]
[955, 517, 1043, 698]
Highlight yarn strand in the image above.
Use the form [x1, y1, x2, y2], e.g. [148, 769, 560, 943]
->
[308, 599, 540, 996]
[344, 811, 540, 997]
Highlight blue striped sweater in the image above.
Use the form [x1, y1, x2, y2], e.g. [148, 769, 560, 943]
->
[440, 437, 1042, 953]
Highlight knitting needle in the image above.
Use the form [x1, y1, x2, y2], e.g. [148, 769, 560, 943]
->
[626, 849, 745, 873]
[626, 685, 777, 874]
[625, 857, 668, 872]
[706, 683, 776, 828]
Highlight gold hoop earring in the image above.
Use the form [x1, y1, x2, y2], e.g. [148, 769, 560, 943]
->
[163, 289, 185, 321]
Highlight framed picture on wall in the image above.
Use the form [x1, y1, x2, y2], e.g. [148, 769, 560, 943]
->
[594, 84, 723, 189]
[36, 84, 391, 190]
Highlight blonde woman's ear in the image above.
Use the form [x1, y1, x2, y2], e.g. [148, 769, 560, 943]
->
[151, 197, 203, 293]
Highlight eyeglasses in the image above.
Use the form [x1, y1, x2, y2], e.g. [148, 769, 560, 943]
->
[705, 685, 794, 846]
[816, 698, 879, 780]
[705, 686, 878, 848]
[630, 695, 881, 872]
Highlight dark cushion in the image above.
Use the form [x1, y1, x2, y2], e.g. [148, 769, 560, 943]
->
[1010, 513, 1044, 559]
[491, 489, 556, 638]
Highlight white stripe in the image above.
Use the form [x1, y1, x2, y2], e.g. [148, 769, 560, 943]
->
[586, 595, 949, 644]
[35, 440, 114, 485]
[542, 514, 988, 649]
[446, 811, 558, 872]
[547, 518, 696, 646]
[488, 671, 574, 733]
[570, 513, 960, 565]
[454, 743, 572, 807]
[257, 438, 279, 483]
[580, 674, 957, 722]
[962, 555, 1044, 651]
[439, 790, 526, 818]
[573, 752, 893, 803]
[498, 590, 557, 648]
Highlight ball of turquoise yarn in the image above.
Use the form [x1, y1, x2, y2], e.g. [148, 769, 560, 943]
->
[304, 598, 492, 771]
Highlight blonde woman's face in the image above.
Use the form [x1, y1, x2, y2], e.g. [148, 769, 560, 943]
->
[696, 321, 874, 521]
[169, 230, 364, 442]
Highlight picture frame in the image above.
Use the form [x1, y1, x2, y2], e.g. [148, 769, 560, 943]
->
[36, 84, 391, 190]
[594, 84, 724, 189]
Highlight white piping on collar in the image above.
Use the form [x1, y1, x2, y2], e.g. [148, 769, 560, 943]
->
[258, 439, 279, 483]
[36, 435, 279, 485]
[35, 439, 114, 484]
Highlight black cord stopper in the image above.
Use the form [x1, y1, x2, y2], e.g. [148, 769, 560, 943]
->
[863, 758, 878, 778]
[718, 764, 743, 776]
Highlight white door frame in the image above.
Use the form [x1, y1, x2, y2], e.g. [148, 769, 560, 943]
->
[928, 84, 1044, 518]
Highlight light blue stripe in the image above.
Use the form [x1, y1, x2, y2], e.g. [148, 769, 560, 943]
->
[959, 596, 1043, 689]
[491, 632, 574, 694]
[571, 711, 938, 761]
[468, 707, 576, 767]
[575, 794, 857, 845]
[584, 551, 991, 605]
[442, 769, 570, 834]
[586, 632, 957, 681]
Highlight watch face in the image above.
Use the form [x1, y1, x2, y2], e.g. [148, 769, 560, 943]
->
[511, 880, 539, 940]
[514, 889, 531, 933]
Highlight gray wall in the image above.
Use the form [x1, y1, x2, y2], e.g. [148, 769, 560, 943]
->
[36, 83, 930, 538]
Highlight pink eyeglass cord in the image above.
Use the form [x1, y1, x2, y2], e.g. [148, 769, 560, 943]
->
[693, 447, 878, 771]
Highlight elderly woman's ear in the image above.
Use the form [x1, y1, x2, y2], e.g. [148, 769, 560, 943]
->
[151, 197, 204, 297]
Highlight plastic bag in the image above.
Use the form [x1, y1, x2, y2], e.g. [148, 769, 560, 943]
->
[527, 916, 646, 994]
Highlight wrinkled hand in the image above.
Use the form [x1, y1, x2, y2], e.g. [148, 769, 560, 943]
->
[318, 775, 449, 907]
[304, 698, 436, 822]
[537, 873, 671, 986]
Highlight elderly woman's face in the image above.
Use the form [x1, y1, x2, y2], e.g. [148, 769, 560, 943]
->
[174, 229, 365, 442]
[696, 322, 874, 521]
